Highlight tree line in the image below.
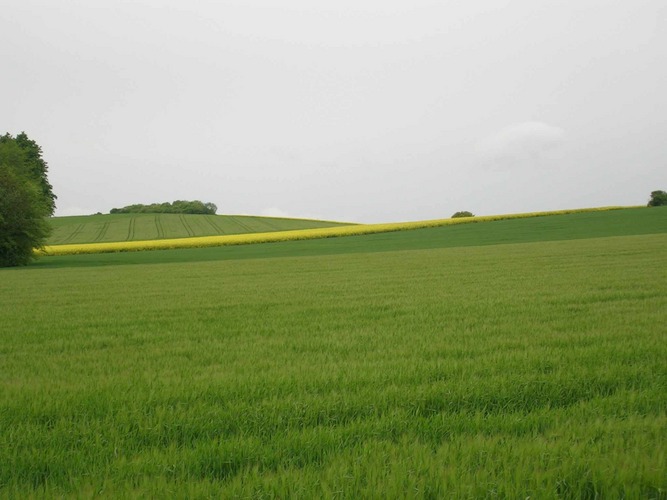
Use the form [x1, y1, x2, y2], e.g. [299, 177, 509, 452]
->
[110, 200, 217, 215]
[0, 132, 56, 266]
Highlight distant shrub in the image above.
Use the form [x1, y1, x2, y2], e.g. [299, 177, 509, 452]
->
[451, 211, 474, 218]
[110, 200, 217, 215]
[647, 190, 667, 207]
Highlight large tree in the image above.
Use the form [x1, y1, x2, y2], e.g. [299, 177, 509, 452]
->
[0, 133, 54, 266]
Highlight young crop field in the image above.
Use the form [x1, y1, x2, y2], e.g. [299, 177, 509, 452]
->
[48, 213, 351, 245]
[1, 207, 666, 497]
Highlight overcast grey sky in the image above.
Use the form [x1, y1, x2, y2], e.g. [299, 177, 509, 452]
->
[2, 0, 666, 222]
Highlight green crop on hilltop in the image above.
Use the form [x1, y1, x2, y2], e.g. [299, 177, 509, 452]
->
[48, 213, 350, 246]
[1, 207, 665, 497]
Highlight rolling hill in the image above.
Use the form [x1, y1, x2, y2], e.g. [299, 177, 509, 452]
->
[40, 206, 664, 259]
[2, 205, 665, 497]
[47, 213, 352, 245]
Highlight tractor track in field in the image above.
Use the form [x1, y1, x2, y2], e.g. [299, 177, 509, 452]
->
[154, 215, 165, 239]
[251, 218, 276, 232]
[125, 217, 136, 241]
[229, 216, 253, 232]
[62, 224, 85, 244]
[204, 216, 225, 235]
[93, 222, 110, 242]
[179, 215, 195, 237]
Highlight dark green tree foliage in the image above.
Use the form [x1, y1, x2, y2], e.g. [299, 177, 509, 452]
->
[13, 133, 56, 215]
[0, 133, 56, 216]
[452, 211, 474, 218]
[647, 190, 667, 207]
[0, 133, 53, 266]
[110, 200, 217, 215]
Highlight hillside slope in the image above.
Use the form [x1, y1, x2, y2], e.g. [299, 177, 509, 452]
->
[48, 213, 351, 245]
[36, 206, 666, 268]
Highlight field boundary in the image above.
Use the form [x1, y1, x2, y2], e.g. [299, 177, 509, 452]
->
[37, 206, 638, 256]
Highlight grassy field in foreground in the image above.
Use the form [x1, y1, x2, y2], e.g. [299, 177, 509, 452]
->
[1, 211, 666, 496]
[48, 213, 350, 245]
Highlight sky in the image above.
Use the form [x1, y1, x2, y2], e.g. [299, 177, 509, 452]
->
[2, 0, 666, 223]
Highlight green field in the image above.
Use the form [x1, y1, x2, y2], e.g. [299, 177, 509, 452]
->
[37, 206, 667, 268]
[48, 213, 351, 245]
[2, 207, 666, 497]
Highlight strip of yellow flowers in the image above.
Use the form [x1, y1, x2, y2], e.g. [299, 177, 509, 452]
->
[37, 206, 632, 256]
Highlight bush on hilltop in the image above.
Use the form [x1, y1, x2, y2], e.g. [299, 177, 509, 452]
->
[452, 211, 474, 218]
[110, 200, 217, 215]
[647, 190, 667, 207]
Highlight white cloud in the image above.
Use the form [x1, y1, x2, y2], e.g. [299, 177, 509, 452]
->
[477, 121, 566, 170]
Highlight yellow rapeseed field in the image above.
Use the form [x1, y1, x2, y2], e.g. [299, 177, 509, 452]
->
[37, 207, 630, 256]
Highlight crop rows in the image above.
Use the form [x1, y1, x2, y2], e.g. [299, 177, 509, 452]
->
[47, 214, 349, 246]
